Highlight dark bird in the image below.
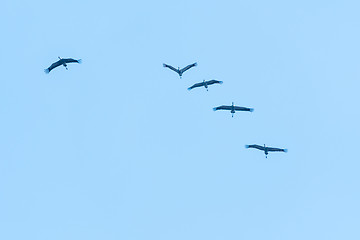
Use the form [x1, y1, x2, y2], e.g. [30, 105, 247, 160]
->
[163, 62, 197, 78]
[188, 79, 223, 91]
[213, 102, 254, 117]
[44, 57, 82, 73]
[245, 144, 287, 158]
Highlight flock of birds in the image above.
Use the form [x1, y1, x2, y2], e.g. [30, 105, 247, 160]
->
[44, 57, 287, 158]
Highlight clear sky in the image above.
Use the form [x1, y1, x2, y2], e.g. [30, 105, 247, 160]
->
[1, 0, 360, 239]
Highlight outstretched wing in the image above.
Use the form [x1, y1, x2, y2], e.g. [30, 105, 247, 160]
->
[63, 58, 82, 64]
[163, 63, 179, 74]
[213, 105, 232, 111]
[206, 80, 223, 85]
[245, 144, 265, 151]
[234, 106, 253, 112]
[180, 62, 197, 74]
[267, 147, 287, 152]
[44, 60, 62, 74]
[187, 82, 204, 90]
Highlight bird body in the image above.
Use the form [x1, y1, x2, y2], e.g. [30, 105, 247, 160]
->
[188, 79, 223, 91]
[245, 144, 287, 158]
[213, 102, 253, 117]
[45, 57, 82, 73]
[163, 62, 197, 78]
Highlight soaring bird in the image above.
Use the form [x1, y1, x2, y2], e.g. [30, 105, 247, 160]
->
[44, 57, 82, 73]
[163, 62, 197, 78]
[213, 102, 254, 117]
[188, 79, 223, 91]
[245, 144, 287, 158]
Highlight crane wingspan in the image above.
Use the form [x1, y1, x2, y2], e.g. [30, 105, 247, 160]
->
[180, 62, 197, 73]
[163, 63, 179, 73]
[213, 105, 232, 111]
[206, 80, 223, 85]
[44, 60, 62, 73]
[234, 106, 253, 112]
[267, 147, 287, 152]
[245, 144, 265, 151]
[188, 82, 204, 90]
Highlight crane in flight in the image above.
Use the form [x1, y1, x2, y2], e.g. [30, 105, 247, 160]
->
[163, 62, 197, 78]
[44, 57, 82, 74]
[188, 79, 223, 91]
[213, 102, 253, 117]
[245, 144, 287, 158]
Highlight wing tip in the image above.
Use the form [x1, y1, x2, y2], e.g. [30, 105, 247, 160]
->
[77, 59, 82, 64]
[194, 62, 198, 66]
[219, 81, 223, 84]
[284, 149, 288, 153]
[163, 63, 167, 67]
[44, 69, 50, 74]
[212, 107, 217, 111]
[245, 145, 250, 148]
[187, 87, 192, 91]
[249, 108, 254, 112]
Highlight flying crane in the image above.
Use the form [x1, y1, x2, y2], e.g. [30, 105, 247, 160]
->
[163, 62, 197, 78]
[213, 102, 254, 117]
[245, 144, 287, 158]
[188, 79, 223, 91]
[44, 57, 82, 74]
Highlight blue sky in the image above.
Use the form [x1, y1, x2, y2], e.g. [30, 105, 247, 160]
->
[1, 0, 360, 239]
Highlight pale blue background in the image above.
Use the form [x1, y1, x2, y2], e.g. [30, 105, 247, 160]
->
[1, 0, 359, 239]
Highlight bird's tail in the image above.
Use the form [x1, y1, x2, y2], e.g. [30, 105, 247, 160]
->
[77, 59, 82, 64]
[163, 63, 167, 67]
[187, 87, 192, 91]
[212, 107, 217, 111]
[219, 81, 223, 84]
[44, 69, 50, 74]
[245, 145, 250, 148]
[284, 149, 288, 152]
[249, 108, 254, 112]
